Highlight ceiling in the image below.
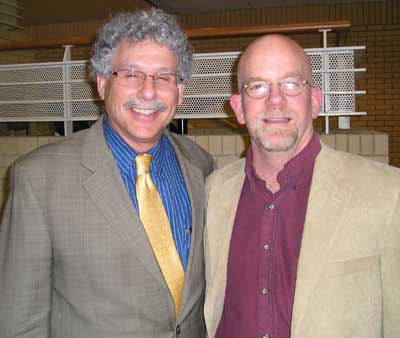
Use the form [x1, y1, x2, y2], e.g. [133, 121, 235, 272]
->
[20, 0, 376, 26]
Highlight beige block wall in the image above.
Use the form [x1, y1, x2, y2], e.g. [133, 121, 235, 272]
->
[0, 130, 389, 218]
[188, 129, 389, 168]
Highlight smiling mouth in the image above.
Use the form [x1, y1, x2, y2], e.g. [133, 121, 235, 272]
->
[130, 107, 159, 116]
[263, 117, 292, 123]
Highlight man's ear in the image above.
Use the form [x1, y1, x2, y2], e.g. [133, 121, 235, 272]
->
[230, 94, 245, 125]
[177, 83, 185, 106]
[97, 75, 107, 100]
[311, 87, 322, 119]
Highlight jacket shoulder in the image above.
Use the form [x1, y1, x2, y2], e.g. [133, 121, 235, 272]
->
[12, 128, 88, 174]
[206, 158, 245, 188]
[320, 144, 400, 190]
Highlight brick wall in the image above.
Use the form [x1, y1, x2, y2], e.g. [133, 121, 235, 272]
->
[0, 131, 389, 218]
[0, 29, 34, 64]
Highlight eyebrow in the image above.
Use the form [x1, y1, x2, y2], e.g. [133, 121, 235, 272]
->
[246, 76, 266, 82]
[117, 64, 176, 73]
[245, 72, 304, 82]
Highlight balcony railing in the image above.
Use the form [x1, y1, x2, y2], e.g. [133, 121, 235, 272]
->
[0, 20, 365, 135]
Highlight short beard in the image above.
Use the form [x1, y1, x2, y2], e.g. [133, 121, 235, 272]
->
[253, 111, 298, 152]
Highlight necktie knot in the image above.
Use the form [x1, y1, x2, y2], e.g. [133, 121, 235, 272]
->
[135, 154, 152, 175]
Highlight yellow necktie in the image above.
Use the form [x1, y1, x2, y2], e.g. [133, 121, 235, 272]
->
[135, 153, 184, 317]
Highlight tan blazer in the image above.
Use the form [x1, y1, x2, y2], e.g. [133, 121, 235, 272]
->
[204, 143, 400, 338]
[0, 117, 214, 338]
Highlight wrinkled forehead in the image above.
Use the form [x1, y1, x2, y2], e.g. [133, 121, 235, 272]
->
[237, 37, 312, 85]
[112, 38, 178, 70]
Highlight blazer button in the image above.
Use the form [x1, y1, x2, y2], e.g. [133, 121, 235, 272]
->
[176, 324, 181, 335]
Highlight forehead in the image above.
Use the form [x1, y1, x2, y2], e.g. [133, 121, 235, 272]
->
[112, 39, 178, 70]
[239, 38, 307, 82]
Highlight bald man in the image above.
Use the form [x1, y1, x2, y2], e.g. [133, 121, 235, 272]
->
[204, 34, 400, 338]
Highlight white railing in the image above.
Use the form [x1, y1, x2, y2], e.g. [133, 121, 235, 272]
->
[0, 44, 366, 135]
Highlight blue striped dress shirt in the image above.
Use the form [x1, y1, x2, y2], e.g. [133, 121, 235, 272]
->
[103, 121, 192, 270]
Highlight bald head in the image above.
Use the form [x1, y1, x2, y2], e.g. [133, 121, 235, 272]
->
[237, 34, 314, 88]
[229, 33, 322, 158]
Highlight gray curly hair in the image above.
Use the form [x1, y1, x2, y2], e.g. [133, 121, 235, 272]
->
[90, 8, 192, 83]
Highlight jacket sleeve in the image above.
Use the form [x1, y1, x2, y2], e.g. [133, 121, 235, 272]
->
[0, 161, 52, 338]
[382, 193, 400, 337]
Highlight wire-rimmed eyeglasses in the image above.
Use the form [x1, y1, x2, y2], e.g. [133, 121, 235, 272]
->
[112, 69, 181, 89]
[242, 77, 311, 99]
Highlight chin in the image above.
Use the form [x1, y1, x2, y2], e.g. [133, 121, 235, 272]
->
[257, 132, 298, 153]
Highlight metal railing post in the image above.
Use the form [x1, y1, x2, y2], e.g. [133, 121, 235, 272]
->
[62, 45, 73, 136]
[319, 29, 331, 134]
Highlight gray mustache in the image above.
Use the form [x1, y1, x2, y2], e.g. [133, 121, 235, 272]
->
[123, 99, 166, 111]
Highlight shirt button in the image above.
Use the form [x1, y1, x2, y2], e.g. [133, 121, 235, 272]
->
[263, 334, 269, 338]
[262, 288, 268, 295]
[264, 244, 270, 250]
[268, 203, 275, 210]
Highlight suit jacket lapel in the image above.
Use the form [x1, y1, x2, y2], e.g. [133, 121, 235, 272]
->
[166, 131, 206, 316]
[204, 160, 246, 338]
[291, 145, 352, 336]
[80, 119, 167, 289]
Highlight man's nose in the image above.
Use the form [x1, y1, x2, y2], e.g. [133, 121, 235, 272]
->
[138, 76, 157, 100]
[265, 83, 286, 106]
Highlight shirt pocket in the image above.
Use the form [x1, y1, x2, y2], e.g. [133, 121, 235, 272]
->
[324, 255, 379, 278]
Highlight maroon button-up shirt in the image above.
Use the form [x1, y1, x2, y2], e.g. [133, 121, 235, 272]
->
[216, 134, 321, 338]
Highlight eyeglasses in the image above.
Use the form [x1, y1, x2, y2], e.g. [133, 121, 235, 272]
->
[242, 77, 310, 99]
[112, 69, 180, 89]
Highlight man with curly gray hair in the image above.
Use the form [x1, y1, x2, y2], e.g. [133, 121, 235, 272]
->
[91, 9, 193, 83]
[0, 8, 214, 338]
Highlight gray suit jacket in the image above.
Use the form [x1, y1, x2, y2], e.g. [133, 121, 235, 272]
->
[0, 118, 214, 338]
[204, 143, 400, 338]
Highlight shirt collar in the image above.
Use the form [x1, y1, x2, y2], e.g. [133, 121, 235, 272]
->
[245, 133, 321, 191]
[103, 120, 166, 176]
[278, 133, 321, 189]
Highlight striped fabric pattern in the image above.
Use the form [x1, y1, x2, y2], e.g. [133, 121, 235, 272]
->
[104, 121, 192, 270]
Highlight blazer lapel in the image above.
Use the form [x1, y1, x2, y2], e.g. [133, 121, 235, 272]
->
[204, 160, 246, 338]
[80, 119, 167, 289]
[291, 145, 352, 336]
[166, 132, 206, 316]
